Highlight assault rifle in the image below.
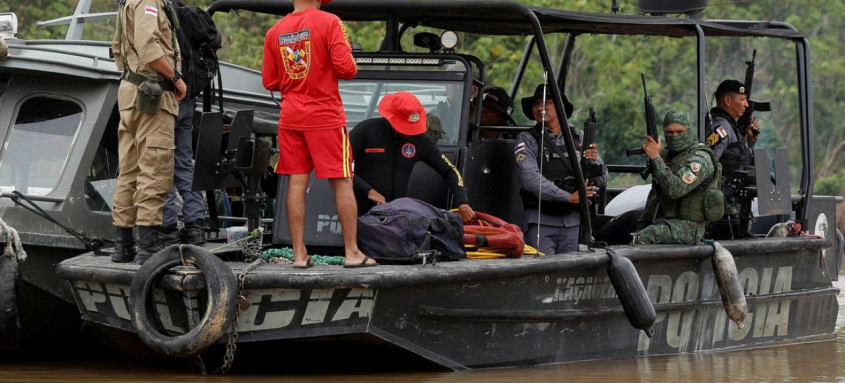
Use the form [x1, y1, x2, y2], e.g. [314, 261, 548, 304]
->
[581, 107, 604, 182]
[738, 49, 771, 136]
[625, 74, 658, 180]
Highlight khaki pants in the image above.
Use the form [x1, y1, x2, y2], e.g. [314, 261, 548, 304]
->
[112, 107, 175, 227]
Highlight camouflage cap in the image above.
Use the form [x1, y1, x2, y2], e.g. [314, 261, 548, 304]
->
[663, 110, 691, 129]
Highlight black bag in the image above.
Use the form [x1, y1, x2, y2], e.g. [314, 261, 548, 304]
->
[357, 197, 466, 264]
[169, 2, 221, 99]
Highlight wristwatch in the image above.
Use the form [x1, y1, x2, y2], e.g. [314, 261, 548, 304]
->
[169, 70, 182, 83]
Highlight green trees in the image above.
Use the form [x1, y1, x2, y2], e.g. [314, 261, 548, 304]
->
[3, 0, 842, 194]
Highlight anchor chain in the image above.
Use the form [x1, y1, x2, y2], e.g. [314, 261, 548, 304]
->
[220, 256, 264, 374]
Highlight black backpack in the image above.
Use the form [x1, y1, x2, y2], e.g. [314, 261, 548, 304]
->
[167, 1, 221, 99]
[357, 198, 466, 264]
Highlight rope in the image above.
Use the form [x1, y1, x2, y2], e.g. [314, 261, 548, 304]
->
[262, 248, 344, 266]
[0, 216, 26, 262]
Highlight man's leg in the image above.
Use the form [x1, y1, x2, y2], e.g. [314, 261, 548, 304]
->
[328, 177, 374, 266]
[287, 174, 310, 267]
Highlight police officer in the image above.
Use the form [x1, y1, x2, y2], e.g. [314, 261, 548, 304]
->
[111, 0, 186, 264]
[705, 79, 760, 239]
[514, 85, 607, 255]
[635, 110, 721, 245]
[479, 86, 516, 139]
[350, 91, 476, 223]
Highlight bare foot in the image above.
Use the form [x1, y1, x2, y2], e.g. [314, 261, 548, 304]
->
[292, 246, 310, 268]
[344, 249, 377, 267]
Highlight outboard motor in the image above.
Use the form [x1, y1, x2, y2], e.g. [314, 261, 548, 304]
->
[606, 248, 656, 336]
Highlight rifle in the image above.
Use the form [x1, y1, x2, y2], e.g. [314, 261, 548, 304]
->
[738, 49, 771, 136]
[581, 107, 604, 181]
[625, 74, 658, 180]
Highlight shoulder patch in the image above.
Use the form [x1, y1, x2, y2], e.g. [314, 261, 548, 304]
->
[690, 162, 701, 172]
[682, 171, 698, 184]
[514, 142, 526, 154]
[716, 126, 728, 138]
[144, 6, 158, 16]
[706, 132, 721, 147]
[516, 152, 527, 163]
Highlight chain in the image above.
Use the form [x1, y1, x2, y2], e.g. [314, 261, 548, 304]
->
[220, 256, 264, 374]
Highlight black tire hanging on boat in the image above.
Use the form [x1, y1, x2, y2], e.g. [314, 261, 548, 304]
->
[129, 244, 238, 358]
[606, 248, 656, 336]
[0, 256, 21, 350]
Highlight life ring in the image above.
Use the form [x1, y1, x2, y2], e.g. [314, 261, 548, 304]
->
[130, 244, 238, 357]
[0, 256, 21, 350]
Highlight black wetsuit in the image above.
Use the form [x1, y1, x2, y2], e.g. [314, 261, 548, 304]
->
[350, 117, 469, 215]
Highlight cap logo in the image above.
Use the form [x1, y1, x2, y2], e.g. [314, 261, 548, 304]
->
[739, 86, 745, 94]
[408, 113, 420, 123]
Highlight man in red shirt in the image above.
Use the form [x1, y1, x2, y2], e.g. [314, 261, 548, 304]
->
[263, 0, 376, 268]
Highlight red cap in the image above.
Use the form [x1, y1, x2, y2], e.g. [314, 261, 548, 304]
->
[321, 0, 332, 3]
[378, 91, 427, 136]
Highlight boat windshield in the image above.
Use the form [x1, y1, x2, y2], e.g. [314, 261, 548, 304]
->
[343, 79, 465, 145]
[0, 96, 83, 196]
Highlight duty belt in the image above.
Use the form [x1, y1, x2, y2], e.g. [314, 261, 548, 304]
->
[122, 70, 176, 92]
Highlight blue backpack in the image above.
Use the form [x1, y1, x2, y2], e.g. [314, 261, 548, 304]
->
[357, 198, 466, 264]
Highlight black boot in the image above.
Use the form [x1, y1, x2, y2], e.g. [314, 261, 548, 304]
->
[180, 220, 206, 245]
[160, 224, 181, 247]
[135, 225, 163, 265]
[111, 226, 136, 263]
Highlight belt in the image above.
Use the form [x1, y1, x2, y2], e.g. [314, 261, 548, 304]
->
[122, 70, 175, 92]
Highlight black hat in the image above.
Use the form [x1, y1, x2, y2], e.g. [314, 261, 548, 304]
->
[520, 84, 574, 121]
[482, 86, 515, 124]
[714, 79, 746, 97]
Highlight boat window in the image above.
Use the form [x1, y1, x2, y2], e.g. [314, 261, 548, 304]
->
[0, 96, 83, 196]
[343, 80, 465, 144]
[85, 105, 120, 212]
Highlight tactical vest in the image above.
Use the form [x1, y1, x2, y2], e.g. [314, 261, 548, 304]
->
[520, 127, 577, 215]
[658, 144, 723, 223]
[710, 107, 751, 175]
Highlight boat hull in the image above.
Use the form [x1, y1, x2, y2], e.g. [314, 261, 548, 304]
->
[57, 237, 838, 370]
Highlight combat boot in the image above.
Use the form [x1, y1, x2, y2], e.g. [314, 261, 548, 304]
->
[111, 226, 136, 263]
[160, 224, 181, 247]
[135, 225, 163, 265]
[180, 220, 206, 245]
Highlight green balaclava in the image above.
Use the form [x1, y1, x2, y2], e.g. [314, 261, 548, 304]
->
[662, 110, 696, 154]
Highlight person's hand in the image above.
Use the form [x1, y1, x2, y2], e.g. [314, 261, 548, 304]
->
[643, 135, 662, 159]
[747, 118, 761, 142]
[568, 181, 597, 204]
[457, 203, 476, 223]
[174, 78, 187, 101]
[580, 143, 598, 162]
[368, 189, 386, 205]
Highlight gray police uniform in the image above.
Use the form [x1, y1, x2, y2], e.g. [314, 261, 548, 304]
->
[514, 126, 607, 255]
[706, 107, 755, 172]
[163, 97, 205, 227]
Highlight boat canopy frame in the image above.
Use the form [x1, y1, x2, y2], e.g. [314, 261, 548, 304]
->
[207, 0, 816, 242]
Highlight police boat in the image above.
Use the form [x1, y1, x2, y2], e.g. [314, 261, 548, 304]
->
[3, 0, 842, 371]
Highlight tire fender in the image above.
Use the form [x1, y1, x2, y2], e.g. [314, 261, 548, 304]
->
[129, 244, 238, 357]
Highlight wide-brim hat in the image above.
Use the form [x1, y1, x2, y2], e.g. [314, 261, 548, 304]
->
[520, 84, 574, 121]
[482, 86, 516, 124]
[379, 91, 427, 136]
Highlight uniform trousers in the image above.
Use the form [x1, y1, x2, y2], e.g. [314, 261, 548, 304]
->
[113, 95, 175, 228]
[163, 97, 205, 226]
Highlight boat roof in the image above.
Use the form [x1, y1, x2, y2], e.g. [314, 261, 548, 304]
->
[207, 0, 805, 40]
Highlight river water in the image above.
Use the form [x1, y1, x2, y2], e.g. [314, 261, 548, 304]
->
[1, 279, 843, 382]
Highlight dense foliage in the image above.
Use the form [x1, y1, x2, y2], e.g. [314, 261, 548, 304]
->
[3, 0, 844, 195]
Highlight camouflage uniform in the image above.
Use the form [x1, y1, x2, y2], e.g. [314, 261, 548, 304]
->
[636, 111, 720, 245]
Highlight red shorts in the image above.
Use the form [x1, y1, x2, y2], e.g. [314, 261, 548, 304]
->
[275, 126, 353, 179]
